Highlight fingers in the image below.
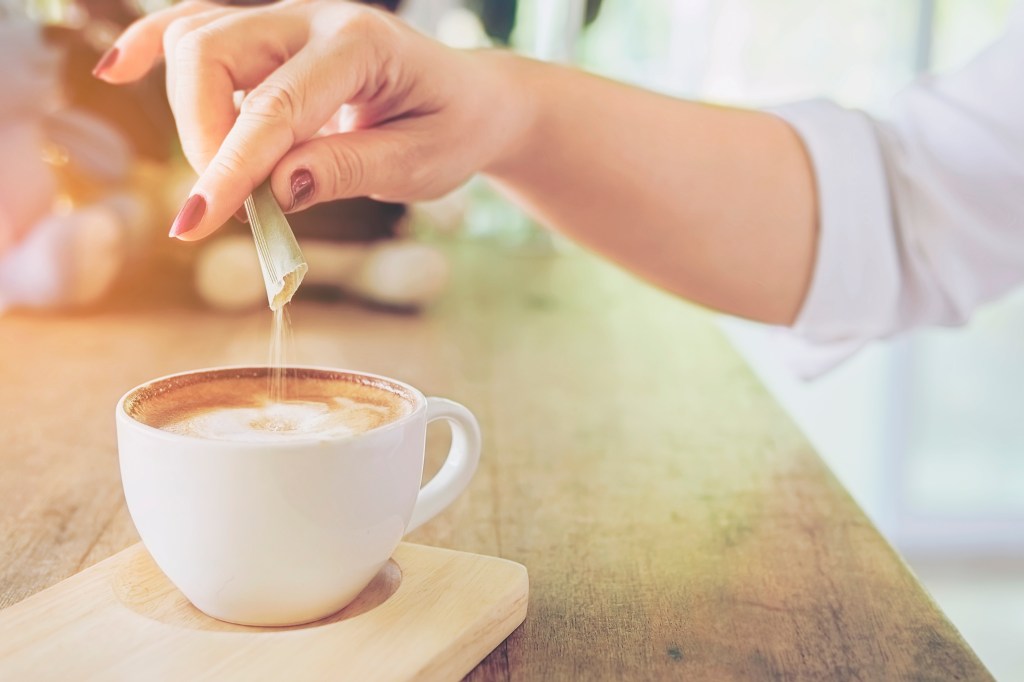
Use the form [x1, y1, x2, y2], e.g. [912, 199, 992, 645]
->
[92, 0, 221, 83]
[171, 38, 376, 241]
[104, 1, 423, 242]
[166, 7, 313, 173]
[100, 2, 312, 175]
[164, 8, 304, 172]
[94, 2, 240, 172]
[173, 17, 405, 241]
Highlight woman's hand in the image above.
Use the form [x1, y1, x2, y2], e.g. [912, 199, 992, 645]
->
[97, 0, 526, 240]
[98, 0, 817, 325]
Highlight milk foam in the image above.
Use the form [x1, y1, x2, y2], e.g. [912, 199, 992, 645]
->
[162, 397, 392, 442]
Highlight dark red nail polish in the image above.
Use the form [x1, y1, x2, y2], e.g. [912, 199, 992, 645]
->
[92, 46, 119, 79]
[169, 194, 207, 238]
[290, 169, 314, 209]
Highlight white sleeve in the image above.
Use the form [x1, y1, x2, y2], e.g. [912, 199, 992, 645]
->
[766, 7, 1024, 378]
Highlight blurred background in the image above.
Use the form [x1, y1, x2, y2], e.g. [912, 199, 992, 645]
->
[1, 0, 1020, 677]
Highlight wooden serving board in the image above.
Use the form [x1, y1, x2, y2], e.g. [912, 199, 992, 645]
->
[0, 543, 528, 681]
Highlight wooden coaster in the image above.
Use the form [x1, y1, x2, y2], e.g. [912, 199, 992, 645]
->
[0, 543, 528, 681]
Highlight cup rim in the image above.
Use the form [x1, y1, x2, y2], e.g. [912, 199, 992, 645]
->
[115, 365, 426, 447]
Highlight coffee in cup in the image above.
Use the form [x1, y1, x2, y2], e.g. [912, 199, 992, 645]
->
[126, 367, 415, 442]
[116, 366, 481, 626]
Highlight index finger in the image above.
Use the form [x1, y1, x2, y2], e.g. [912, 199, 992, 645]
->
[93, 0, 221, 83]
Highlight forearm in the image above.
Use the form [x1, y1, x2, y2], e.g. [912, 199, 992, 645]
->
[102, 0, 817, 311]
[483, 53, 817, 325]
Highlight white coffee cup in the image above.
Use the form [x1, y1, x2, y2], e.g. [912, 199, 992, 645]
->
[116, 366, 481, 626]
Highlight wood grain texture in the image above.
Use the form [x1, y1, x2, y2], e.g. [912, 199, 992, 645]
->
[0, 543, 528, 681]
[0, 241, 992, 680]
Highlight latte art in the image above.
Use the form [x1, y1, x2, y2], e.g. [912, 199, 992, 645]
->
[162, 397, 394, 442]
[124, 368, 416, 442]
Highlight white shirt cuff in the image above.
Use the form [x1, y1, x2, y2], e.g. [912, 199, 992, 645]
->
[764, 99, 898, 379]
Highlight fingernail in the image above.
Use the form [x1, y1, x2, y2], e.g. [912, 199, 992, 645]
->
[290, 168, 315, 209]
[92, 46, 119, 79]
[169, 194, 207, 238]
[234, 207, 248, 224]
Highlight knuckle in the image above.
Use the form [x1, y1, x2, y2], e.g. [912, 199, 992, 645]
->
[170, 22, 218, 62]
[163, 17, 190, 49]
[333, 7, 396, 46]
[325, 18, 400, 103]
[165, 15, 201, 42]
[327, 145, 365, 197]
[241, 85, 299, 126]
[339, 7, 383, 32]
[214, 147, 259, 191]
[178, 132, 221, 172]
[177, 138, 207, 171]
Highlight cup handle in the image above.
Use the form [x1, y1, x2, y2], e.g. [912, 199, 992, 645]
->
[407, 397, 482, 534]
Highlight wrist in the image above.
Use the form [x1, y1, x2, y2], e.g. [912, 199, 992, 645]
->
[469, 50, 545, 181]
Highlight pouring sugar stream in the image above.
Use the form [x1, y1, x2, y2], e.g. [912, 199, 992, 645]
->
[244, 181, 306, 428]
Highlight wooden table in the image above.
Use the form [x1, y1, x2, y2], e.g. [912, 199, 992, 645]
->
[0, 241, 991, 680]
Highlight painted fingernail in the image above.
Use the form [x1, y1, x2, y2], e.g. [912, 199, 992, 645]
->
[290, 168, 315, 209]
[169, 194, 207, 238]
[92, 46, 119, 79]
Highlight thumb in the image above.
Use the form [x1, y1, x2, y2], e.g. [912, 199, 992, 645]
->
[269, 126, 436, 211]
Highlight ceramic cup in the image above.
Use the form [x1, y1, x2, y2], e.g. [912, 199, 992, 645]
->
[116, 366, 481, 626]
